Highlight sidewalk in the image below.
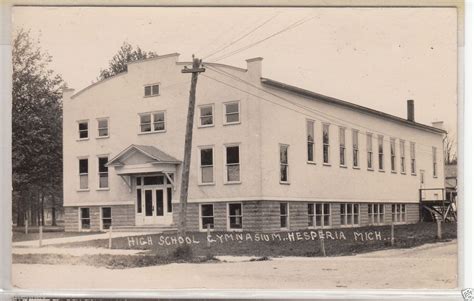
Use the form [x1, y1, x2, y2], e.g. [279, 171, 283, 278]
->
[12, 231, 158, 248]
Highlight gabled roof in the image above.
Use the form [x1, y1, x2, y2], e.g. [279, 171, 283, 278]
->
[261, 77, 446, 135]
[107, 144, 181, 166]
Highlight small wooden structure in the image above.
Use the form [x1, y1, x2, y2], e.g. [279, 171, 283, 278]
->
[419, 188, 456, 222]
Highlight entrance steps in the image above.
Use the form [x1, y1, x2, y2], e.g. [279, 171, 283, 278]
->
[112, 225, 177, 233]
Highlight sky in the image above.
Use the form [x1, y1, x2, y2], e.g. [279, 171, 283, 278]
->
[12, 6, 458, 137]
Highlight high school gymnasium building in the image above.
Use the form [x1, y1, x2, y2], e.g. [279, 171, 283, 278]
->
[62, 53, 446, 232]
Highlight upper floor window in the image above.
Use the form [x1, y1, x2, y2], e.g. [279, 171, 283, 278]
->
[199, 147, 214, 184]
[367, 133, 373, 170]
[280, 144, 289, 183]
[339, 127, 346, 166]
[306, 120, 315, 162]
[378, 135, 384, 171]
[432, 146, 437, 177]
[79, 158, 88, 190]
[390, 138, 396, 172]
[144, 84, 159, 97]
[199, 105, 214, 127]
[139, 111, 166, 133]
[322, 124, 330, 164]
[225, 145, 240, 183]
[97, 118, 109, 138]
[78, 121, 89, 140]
[224, 101, 240, 125]
[410, 142, 416, 175]
[98, 156, 109, 189]
[400, 140, 406, 173]
[352, 129, 359, 168]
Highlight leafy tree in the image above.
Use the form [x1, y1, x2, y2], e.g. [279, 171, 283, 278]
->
[12, 29, 63, 226]
[98, 42, 157, 80]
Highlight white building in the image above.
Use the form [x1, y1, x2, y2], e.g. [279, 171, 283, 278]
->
[62, 53, 445, 232]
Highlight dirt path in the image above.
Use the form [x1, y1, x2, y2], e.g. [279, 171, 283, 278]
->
[12, 240, 458, 290]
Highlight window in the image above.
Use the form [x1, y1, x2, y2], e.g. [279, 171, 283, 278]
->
[339, 127, 346, 166]
[280, 144, 289, 183]
[80, 208, 90, 230]
[201, 204, 214, 230]
[280, 203, 289, 229]
[136, 188, 142, 213]
[225, 145, 240, 183]
[139, 112, 165, 133]
[199, 105, 214, 127]
[323, 124, 330, 164]
[98, 156, 109, 189]
[307, 120, 315, 162]
[432, 147, 437, 177]
[228, 203, 242, 229]
[200, 147, 214, 184]
[78, 121, 89, 139]
[367, 133, 373, 169]
[392, 204, 407, 223]
[156, 190, 164, 216]
[97, 118, 109, 137]
[340, 203, 359, 226]
[144, 84, 160, 97]
[378, 135, 384, 170]
[352, 129, 359, 168]
[410, 142, 416, 174]
[143, 175, 165, 185]
[224, 101, 240, 124]
[79, 158, 88, 190]
[390, 138, 396, 172]
[101, 207, 112, 230]
[368, 204, 385, 225]
[167, 187, 172, 213]
[400, 140, 406, 173]
[308, 203, 331, 228]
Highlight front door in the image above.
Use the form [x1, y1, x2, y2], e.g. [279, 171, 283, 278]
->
[136, 175, 174, 226]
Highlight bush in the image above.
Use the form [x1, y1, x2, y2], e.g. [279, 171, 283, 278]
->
[171, 245, 193, 260]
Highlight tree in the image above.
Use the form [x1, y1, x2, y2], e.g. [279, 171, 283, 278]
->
[444, 132, 457, 165]
[12, 29, 63, 226]
[98, 42, 157, 80]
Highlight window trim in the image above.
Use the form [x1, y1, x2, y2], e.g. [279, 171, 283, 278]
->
[227, 202, 243, 231]
[340, 203, 360, 227]
[378, 135, 385, 172]
[224, 143, 241, 184]
[410, 142, 417, 176]
[400, 140, 406, 174]
[368, 203, 385, 225]
[391, 204, 407, 224]
[144, 83, 160, 98]
[366, 132, 374, 170]
[79, 207, 91, 231]
[223, 100, 241, 125]
[308, 203, 331, 229]
[96, 117, 110, 139]
[77, 120, 89, 141]
[199, 203, 215, 231]
[339, 127, 346, 167]
[198, 145, 215, 185]
[352, 129, 359, 168]
[198, 104, 215, 128]
[432, 146, 438, 178]
[306, 119, 315, 164]
[279, 143, 290, 184]
[322, 123, 330, 165]
[138, 111, 167, 134]
[100, 207, 112, 231]
[390, 138, 397, 173]
[279, 202, 289, 230]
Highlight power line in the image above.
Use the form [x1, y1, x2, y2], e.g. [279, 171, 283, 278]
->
[201, 69, 440, 158]
[209, 14, 317, 63]
[203, 64, 443, 155]
[202, 13, 279, 61]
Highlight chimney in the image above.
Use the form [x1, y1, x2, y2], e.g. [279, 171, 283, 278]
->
[246, 57, 263, 82]
[62, 87, 75, 100]
[407, 99, 415, 122]
[431, 121, 444, 130]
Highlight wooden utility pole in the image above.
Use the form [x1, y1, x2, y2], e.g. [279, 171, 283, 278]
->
[179, 56, 205, 235]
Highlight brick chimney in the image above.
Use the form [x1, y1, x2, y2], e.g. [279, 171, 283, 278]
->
[407, 99, 415, 122]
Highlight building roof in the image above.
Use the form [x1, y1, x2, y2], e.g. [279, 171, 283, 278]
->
[261, 77, 446, 135]
[107, 144, 181, 166]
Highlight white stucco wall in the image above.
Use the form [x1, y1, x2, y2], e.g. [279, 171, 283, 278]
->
[63, 54, 445, 209]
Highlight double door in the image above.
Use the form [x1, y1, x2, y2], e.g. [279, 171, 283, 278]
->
[138, 187, 172, 225]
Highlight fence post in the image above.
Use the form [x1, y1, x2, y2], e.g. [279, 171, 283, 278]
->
[320, 237, 326, 257]
[25, 219, 28, 234]
[39, 225, 43, 248]
[391, 223, 395, 246]
[108, 226, 113, 249]
[206, 224, 211, 248]
[437, 220, 442, 239]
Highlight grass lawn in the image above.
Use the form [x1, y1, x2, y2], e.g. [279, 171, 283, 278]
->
[55, 222, 457, 257]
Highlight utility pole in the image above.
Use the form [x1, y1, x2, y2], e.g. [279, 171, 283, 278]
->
[179, 56, 205, 235]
